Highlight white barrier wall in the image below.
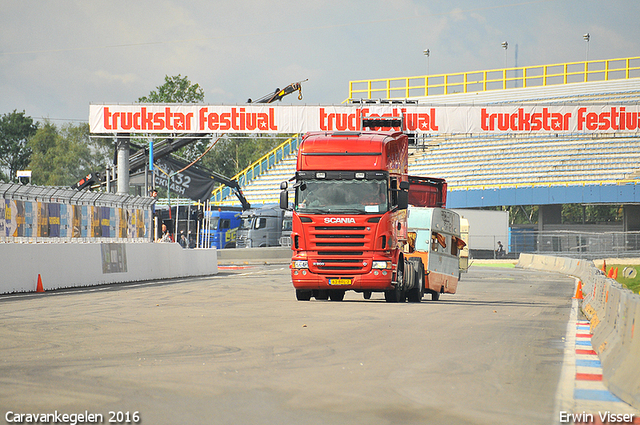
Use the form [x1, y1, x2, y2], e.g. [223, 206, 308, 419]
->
[0, 243, 218, 294]
[517, 253, 640, 409]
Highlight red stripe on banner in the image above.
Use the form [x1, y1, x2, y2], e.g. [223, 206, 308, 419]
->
[576, 373, 603, 381]
[576, 349, 598, 355]
[576, 333, 592, 338]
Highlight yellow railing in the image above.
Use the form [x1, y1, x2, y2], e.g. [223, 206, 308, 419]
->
[348, 56, 640, 100]
[210, 134, 300, 204]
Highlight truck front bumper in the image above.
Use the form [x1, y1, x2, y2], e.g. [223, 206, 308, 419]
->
[291, 269, 395, 291]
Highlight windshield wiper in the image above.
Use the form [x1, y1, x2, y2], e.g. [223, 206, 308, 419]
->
[331, 208, 367, 214]
[298, 207, 331, 214]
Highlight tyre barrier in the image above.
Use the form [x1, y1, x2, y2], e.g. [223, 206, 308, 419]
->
[517, 253, 640, 409]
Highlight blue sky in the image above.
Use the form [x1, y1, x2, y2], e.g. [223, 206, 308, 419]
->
[1, 0, 639, 124]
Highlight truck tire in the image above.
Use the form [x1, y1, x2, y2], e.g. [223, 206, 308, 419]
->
[329, 290, 345, 301]
[296, 289, 312, 301]
[314, 290, 329, 300]
[426, 289, 440, 301]
[385, 263, 406, 303]
[407, 258, 424, 303]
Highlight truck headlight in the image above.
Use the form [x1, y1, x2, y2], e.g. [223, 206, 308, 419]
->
[292, 260, 308, 269]
[372, 261, 392, 269]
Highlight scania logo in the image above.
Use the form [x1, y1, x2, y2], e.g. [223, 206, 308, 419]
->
[324, 217, 356, 224]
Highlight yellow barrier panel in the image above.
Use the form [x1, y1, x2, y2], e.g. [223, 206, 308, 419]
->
[348, 56, 640, 100]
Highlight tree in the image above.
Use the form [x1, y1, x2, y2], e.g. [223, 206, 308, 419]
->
[0, 110, 38, 182]
[137, 74, 205, 104]
[28, 121, 111, 186]
[137, 75, 206, 162]
[199, 134, 284, 179]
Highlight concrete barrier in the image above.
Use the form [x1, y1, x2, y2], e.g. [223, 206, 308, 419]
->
[216, 246, 292, 264]
[0, 243, 218, 294]
[606, 298, 640, 409]
[516, 253, 640, 410]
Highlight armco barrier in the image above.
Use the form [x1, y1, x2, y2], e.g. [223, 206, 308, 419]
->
[0, 242, 218, 294]
[516, 253, 640, 409]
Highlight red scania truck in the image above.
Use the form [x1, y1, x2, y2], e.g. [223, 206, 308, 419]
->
[279, 118, 450, 302]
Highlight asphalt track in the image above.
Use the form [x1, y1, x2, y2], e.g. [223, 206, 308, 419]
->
[0, 265, 575, 425]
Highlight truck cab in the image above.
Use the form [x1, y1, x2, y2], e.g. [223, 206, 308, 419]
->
[279, 210, 293, 247]
[200, 208, 242, 249]
[236, 205, 285, 248]
[281, 129, 412, 301]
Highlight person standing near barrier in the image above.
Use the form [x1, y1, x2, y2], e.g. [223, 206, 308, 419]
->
[159, 223, 173, 243]
[179, 231, 188, 248]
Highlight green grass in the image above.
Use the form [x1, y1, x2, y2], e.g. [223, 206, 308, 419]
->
[607, 264, 640, 294]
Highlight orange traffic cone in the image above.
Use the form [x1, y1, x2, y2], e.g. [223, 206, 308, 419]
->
[601, 260, 607, 273]
[612, 267, 618, 279]
[573, 281, 583, 299]
[608, 267, 615, 278]
[36, 274, 44, 293]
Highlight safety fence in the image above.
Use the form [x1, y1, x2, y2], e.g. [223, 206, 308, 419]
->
[510, 229, 640, 260]
[1, 182, 154, 243]
[517, 253, 640, 409]
[348, 56, 640, 100]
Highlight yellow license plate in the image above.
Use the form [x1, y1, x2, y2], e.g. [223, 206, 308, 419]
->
[329, 278, 352, 286]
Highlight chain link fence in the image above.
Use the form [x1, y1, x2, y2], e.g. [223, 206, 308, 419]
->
[510, 228, 640, 259]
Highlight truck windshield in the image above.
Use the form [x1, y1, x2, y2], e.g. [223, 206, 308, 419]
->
[239, 216, 253, 230]
[207, 217, 220, 230]
[295, 179, 388, 214]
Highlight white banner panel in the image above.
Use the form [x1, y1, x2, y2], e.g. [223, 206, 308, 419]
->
[90, 104, 640, 135]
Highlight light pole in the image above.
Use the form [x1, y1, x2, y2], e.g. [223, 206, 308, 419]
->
[501, 41, 508, 68]
[583, 33, 590, 62]
[423, 48, 430, 75]
[501, 41, 508, 89]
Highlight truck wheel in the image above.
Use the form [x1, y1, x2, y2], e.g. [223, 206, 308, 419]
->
[314, 290, 329, 300]
[406, 259, 424, 303]
[296, 289, 312, 301]
[329, 290, 345, 301]
[407, 261, 424, 303]
[385, 265, 406, 303]
[426, 289, 440, 301]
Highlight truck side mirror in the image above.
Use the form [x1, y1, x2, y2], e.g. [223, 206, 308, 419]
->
[398, 181, 409, 210]
[279, 181, 289, 210]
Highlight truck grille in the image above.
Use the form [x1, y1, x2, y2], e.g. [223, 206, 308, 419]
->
[236, 235, 248, 248]
[312, 258, 363, 271]
[307, 224, 373, 274]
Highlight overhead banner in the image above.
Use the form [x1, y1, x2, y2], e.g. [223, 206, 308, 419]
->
[90, 104, 640, 135]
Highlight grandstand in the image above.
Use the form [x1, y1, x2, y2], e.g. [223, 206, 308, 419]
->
[211, 56, 640, 238]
